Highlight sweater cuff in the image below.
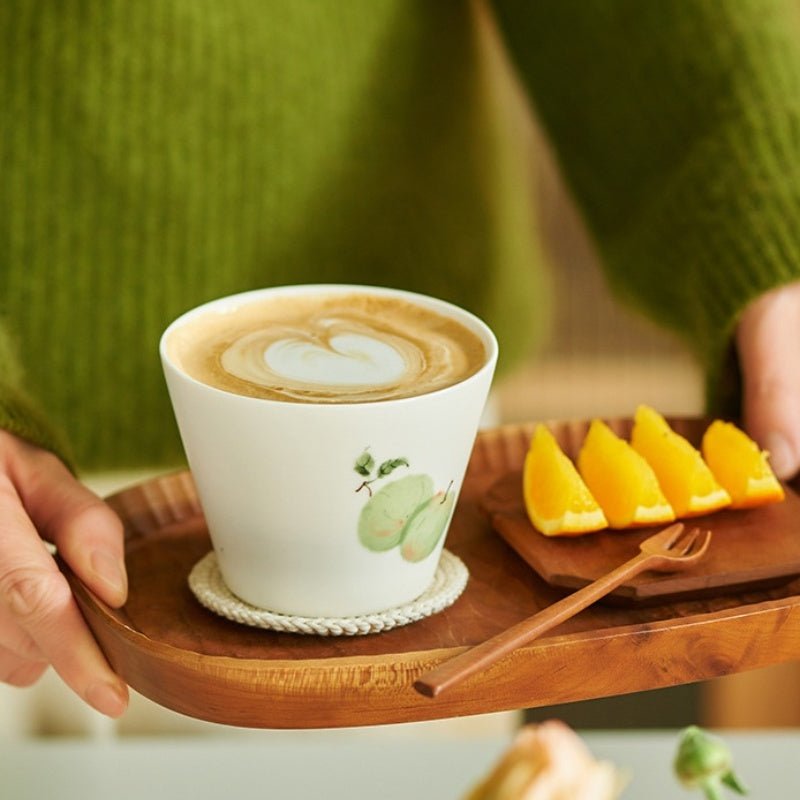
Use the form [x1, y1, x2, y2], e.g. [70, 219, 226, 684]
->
[0, 384, 74, 471]
[600, 107, 800, 414]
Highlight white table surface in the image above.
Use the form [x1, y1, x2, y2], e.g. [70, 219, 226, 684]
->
[2, 729, 797, 799]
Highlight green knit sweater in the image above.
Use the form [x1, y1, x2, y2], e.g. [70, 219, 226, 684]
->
[2, 0, 800, 472]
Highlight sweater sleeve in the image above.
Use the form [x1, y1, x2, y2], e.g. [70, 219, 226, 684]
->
[0, 322, 73, 467]
[491, 0, 800, 414]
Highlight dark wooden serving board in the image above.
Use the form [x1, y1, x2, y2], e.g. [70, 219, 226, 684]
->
[482, 417, 800, 604]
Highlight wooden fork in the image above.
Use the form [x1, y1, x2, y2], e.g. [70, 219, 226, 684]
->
[414, 523, 711, 698]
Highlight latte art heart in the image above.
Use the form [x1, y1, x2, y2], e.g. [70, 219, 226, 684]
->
[169, 293, 486, 404]
[263, 333, 408, 387]
[222, 322, 419, 395]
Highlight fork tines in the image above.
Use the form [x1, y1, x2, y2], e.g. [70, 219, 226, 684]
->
[675, 527, 712, 557]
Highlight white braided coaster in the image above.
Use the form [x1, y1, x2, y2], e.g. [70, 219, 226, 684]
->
[188, 549, 469, 636]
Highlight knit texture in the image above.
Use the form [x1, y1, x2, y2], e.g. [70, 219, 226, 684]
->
[494, 0, 800, 413]
[3, 0, 800, 471]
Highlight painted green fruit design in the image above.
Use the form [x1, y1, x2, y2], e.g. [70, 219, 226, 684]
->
[358, 474, 434, 552]
[354, 449, 455, 562]
[399, 489, 456, 563]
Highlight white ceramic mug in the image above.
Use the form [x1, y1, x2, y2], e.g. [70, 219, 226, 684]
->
[160, 284, 498, 617]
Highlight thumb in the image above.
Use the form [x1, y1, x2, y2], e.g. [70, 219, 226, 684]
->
[736, 280, 800, 480]
[9, 440, 127, 608]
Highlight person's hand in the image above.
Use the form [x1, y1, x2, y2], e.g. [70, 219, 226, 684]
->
[736, 279, 800, 481]
[0, 430, 128, 716]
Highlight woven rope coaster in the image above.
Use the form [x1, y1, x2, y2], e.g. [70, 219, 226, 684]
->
[188, 549, 469, 636]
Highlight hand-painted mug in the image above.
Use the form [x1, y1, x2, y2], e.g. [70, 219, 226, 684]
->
[160, 284, 498, 617]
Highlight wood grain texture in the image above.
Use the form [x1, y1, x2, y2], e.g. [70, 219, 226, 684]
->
[61, 420, 800, 729]
[414, 524, 709, 698]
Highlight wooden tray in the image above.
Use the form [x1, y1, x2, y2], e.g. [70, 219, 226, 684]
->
[62, 420, 800, 729]
[484, 418, 800, 604]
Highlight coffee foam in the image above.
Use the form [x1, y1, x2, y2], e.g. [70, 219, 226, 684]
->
[168, 292, 487, 403]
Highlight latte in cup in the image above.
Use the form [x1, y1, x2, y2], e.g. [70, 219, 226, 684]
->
[166, 291, 486, 403]
[161, 285, 498, 617]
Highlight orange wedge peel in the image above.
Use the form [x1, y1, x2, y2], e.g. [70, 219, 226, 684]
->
[631, 405, 731, 517]
[577, 419, 675, 529]
[701, 420, 785, 509]
[522, 424, 607, 536]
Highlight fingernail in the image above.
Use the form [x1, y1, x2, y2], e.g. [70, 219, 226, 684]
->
[86, 681, 128, 717]
[764, 432, 797, 479]
[90, 550, 128, 602]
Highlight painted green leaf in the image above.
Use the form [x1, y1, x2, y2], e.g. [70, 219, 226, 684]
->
[358, 474, 434, 552]
[399, 489, 456, 563]
[377, 457, 409, 477]
[354, 450, 375, 477]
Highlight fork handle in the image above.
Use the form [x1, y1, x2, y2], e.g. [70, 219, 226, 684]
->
[414, 551, 654, 698]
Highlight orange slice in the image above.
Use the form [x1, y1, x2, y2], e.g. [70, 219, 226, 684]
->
[577, 419, 675, 529]
[522, 424, 608, 536]
[701, 420, 785, 509]
[630, 405, 731, 517]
